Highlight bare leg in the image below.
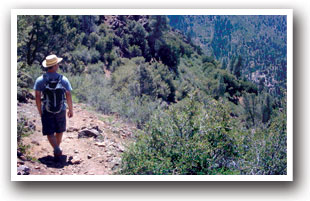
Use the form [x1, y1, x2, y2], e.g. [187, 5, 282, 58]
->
[56, 133, 63, 147]
[47, 134, 58, 149]
[47, 134, 62, 157]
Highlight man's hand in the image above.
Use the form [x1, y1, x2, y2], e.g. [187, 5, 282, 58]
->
[35, 90, 42, 117]
[66, 90, 74, 118]
[67, 110, 73, 118]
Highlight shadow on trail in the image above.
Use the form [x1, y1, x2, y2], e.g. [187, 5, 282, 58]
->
[39, 155, 73, 169]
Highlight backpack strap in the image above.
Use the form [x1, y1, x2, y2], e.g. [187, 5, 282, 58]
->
[42, 73, 49, 87]
[57, 74, 63, 84]
[42, 73, 63, 85]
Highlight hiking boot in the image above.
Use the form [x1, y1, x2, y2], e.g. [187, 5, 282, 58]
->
[54, 147, 62, 158]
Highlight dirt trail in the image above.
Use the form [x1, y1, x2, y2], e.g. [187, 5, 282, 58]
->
[17, 99, 136, 175]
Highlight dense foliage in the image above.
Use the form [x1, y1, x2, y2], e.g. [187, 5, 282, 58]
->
[120, 96, 241, 175]
[17, 116, 35, 159]
[168, 15, 287, 98]
[120, 93, 286, 175]
[17, 15, 287, 175]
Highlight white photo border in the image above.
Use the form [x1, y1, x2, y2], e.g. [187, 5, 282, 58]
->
[11, 9, 293, 181]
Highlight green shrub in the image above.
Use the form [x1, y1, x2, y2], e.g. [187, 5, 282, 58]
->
[17, 62, 42, 87]
[129, 45, 142, 58]
[119, 95, 241, 175]
[86, 61, 105, 74]
[71, 67, 165, 127]
[70, 73, 114, 113]
[158, 41, 180, 73]
[89, 48, 101, 64]
[261, 108, 287, 174]
[112, 93, 164, 128]
[17, 116, 34, 156]
[72, 45, 91, 64]
[111, 58, 175, 103]
[89, 32, 99, 47]
[17, 62, 40, 103]
[240, 106, 287, 175]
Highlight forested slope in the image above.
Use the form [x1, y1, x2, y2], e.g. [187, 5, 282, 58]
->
[168, 15, 287, 97]
[17, 15, 287, 175]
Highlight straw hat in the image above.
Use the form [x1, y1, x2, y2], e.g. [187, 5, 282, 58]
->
[42, 54, 63, 68]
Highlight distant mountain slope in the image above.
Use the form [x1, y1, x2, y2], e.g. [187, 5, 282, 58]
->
[168, 15, 287, 96]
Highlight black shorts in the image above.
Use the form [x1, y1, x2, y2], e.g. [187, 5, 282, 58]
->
[41, 110, 66, 135]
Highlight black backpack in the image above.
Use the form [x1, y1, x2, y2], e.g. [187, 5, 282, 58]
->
[42, 74, 66, 114]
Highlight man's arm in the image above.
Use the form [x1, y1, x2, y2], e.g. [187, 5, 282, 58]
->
[66, 90, 73, 118]
[35, 90, 42, 117]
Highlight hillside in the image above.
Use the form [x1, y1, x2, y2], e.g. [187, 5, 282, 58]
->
[17, 15, 287, 175]
[168, 15, 287, 95]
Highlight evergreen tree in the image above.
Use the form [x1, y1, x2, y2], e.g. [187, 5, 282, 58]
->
[216, 75, 226, 99]
[228, 56, 236, 74]
[158, 41, 180, 73]
[261, 93, 273, 123]
[127, 21, 150, 59]
[80, 15, 97, 34]
[243, 92, 259, 126]
[258, 77, 265, 93]
[20, 16, 50, 65]
[233, 55, 242, 79]
[221, 57, 228, 70]
[148, 16, 169, 59]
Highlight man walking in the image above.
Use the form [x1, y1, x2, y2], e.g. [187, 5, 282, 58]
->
[34, 54, 73, 158]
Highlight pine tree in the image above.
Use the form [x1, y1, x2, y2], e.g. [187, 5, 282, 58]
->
[148, 16, 169, 59]
[228, 56, 236, 74]
[243, 92, 258, 126]
[216, 75, 226, 98]
[233, 55, 242, 79]
[261, 93, 273, 123]
[221, 57, 228, 70]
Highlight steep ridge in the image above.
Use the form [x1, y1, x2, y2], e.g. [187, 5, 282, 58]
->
[17, 96, 136, 175]
[168, 15, 287, 94]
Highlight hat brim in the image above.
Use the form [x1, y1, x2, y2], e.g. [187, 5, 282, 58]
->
[42, 58, 63, 68]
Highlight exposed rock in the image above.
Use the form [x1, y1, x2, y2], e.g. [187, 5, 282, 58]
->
[18, 155, 27, 161]
[78, 128, 100, 138]
[94, 142, 106, 147]
[18, 116, 36, 132]
[91, 125, 103, 133]
[117, 144, 125, 153]
[112, 158, 121, 165]
[31, 140, 40, 146]
[67, 127, 79, 132]
[138, 15, 149, 28]
[106, 158, 113, 163]
[111, 158, 121, 171]
[69, 156, 83, 165]
[17, 165, 30, 175]
[17, 87, 35, 103]
[17, 160, 25, 165]
[27, 121, 36, 130]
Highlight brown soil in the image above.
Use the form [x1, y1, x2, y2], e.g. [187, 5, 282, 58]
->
[17, 99, 136, 175]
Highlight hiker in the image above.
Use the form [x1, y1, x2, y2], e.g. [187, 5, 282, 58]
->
[34, 54, 73, 158]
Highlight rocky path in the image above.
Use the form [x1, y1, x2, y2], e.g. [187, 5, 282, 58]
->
[17, 99, 136, 175]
